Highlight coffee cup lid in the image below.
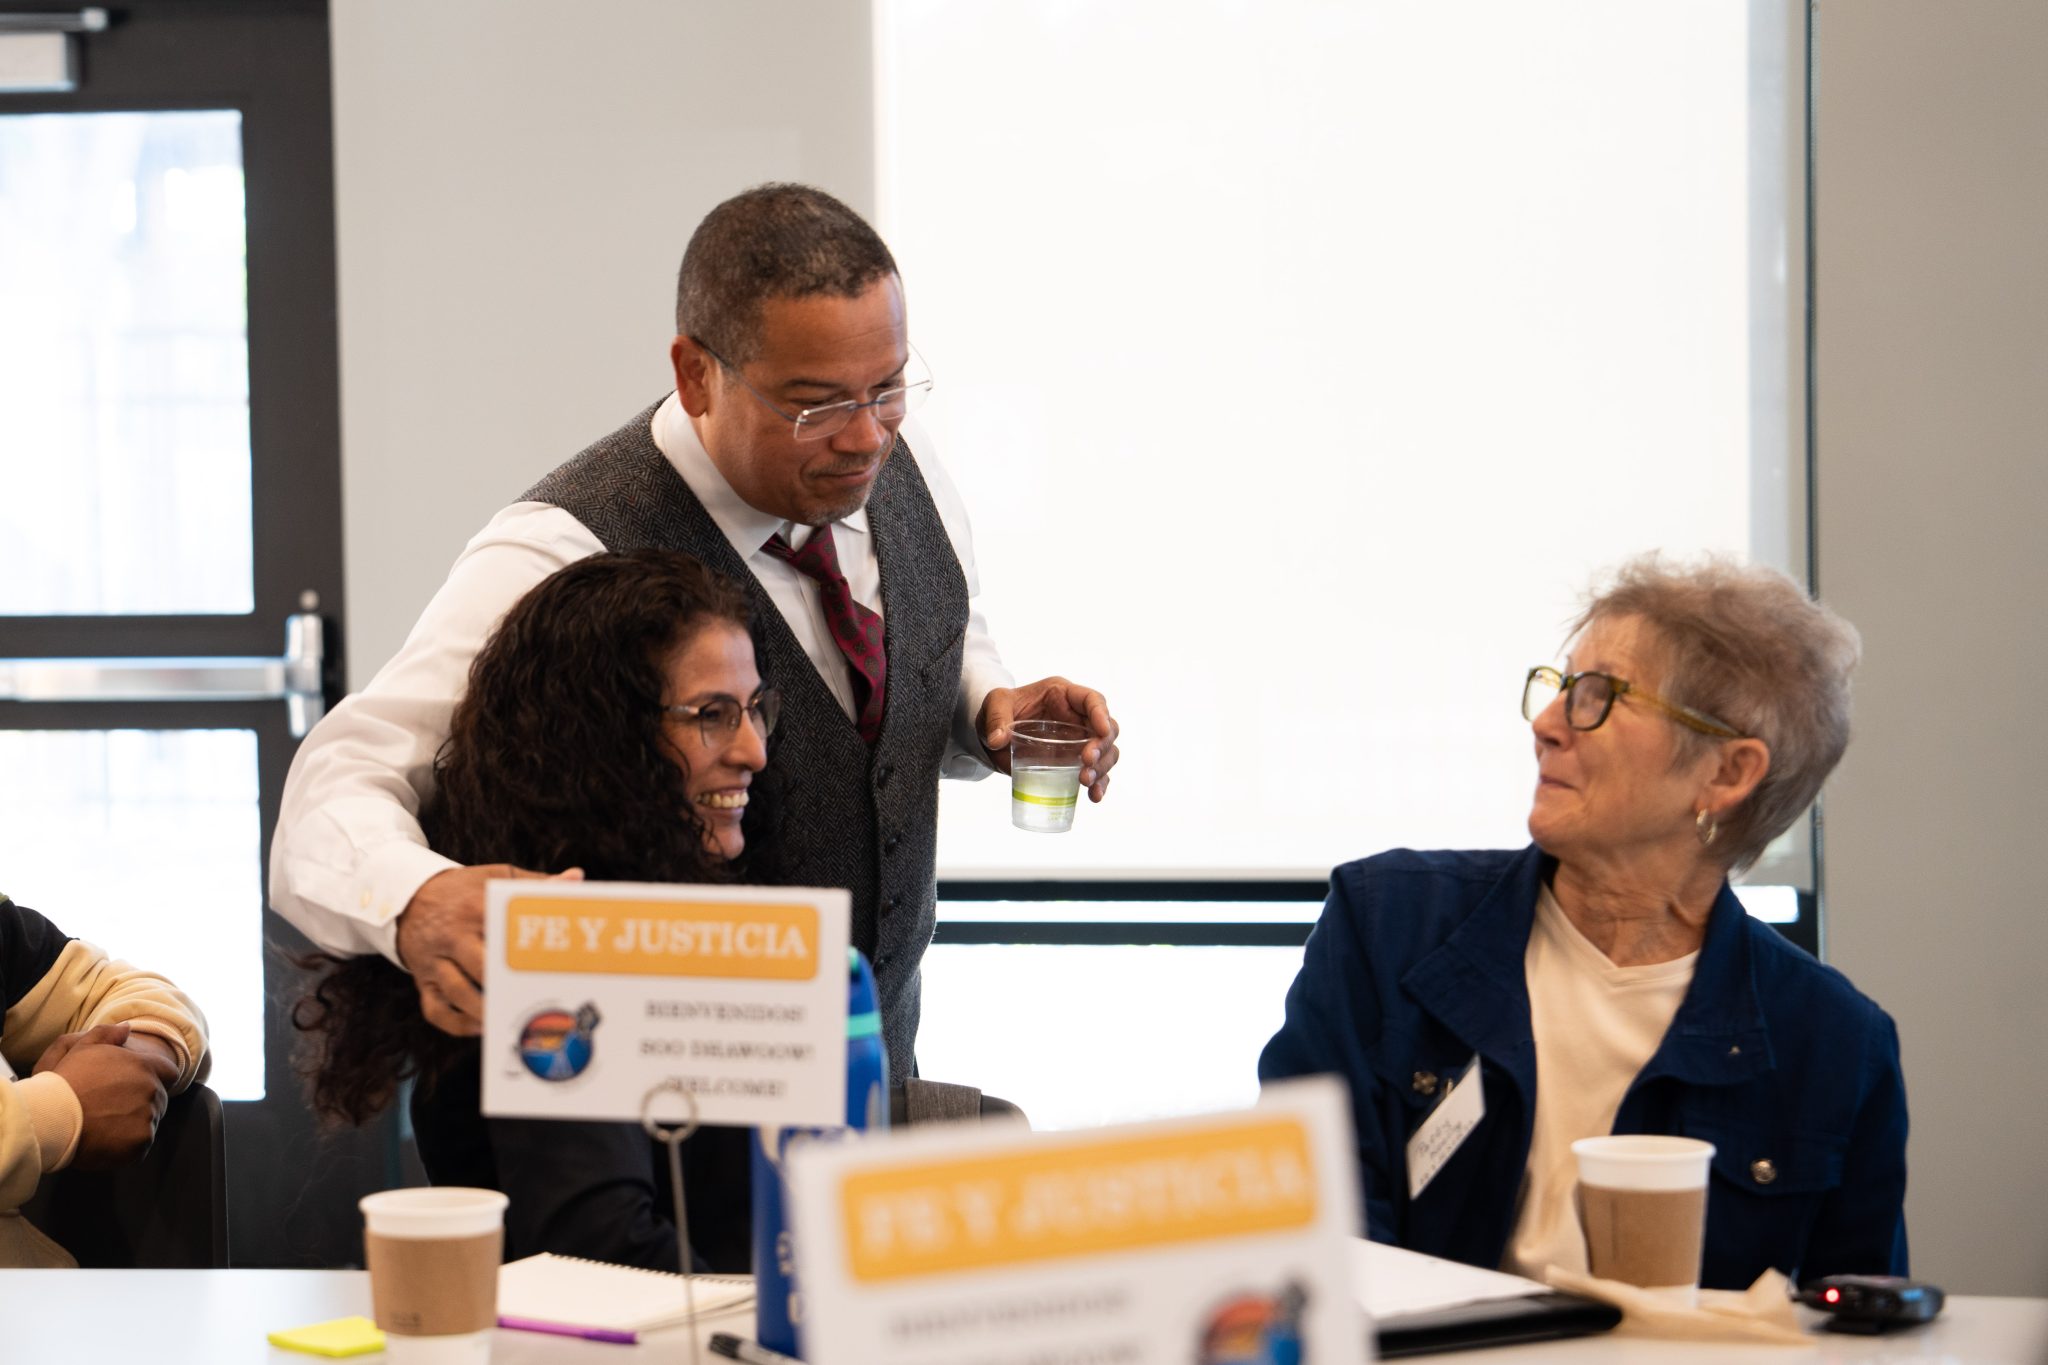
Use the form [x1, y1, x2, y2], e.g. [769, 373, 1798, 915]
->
[360, 1186, 509, 1239]
[1571, 1135, 1715, 1190]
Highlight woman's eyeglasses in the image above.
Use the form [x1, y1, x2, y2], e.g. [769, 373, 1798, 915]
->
[663, 687, 781, 748]
[1522, 666, 1743, 738]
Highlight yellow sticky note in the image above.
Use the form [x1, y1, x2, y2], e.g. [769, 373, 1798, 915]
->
[266, 1315, 386, 1357]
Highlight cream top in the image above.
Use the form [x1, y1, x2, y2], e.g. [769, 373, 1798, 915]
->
[1501, 881, 1697, 1280]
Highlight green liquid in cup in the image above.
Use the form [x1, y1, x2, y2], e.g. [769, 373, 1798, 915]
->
[1012, 763, 1082, 832]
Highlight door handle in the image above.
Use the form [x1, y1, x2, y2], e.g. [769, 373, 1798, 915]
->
[0, 603, 328, 737]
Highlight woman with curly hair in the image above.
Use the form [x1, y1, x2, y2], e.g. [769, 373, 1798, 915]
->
[293, 549, 777, 1270]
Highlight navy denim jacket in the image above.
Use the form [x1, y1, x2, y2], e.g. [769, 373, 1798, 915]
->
[1259, 846, 1908, 1289]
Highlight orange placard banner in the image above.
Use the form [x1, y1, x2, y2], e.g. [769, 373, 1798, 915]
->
[502, 895, 820, 981]
[840, 1117, 1318, 1282]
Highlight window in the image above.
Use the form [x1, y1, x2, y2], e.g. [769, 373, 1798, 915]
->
[0, 110, 263, 1099]
[879, 0, 1808, 1126]
[0, 0, 374, 1268]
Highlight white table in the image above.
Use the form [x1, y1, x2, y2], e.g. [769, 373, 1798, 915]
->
[0, 1269, 752, 1365]
[0, 1270, 2042, 1364]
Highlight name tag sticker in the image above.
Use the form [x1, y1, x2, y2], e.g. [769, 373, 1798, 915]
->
[481, 878, 850, 1129]
[786, 1077, 1367, 1365]
[1406, 1053, 1485, 1200]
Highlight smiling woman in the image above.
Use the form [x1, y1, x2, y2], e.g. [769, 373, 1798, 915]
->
[1525, 611, 1773, 921]
[1262, 555, 1906, 1293]
[1548, 556, 1862, 878]
[290, 550, 771, 1270]
[659, 618, 776, 862]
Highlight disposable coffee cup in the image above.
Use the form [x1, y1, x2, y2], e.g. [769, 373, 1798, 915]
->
[1009, 719, 1090, 833]
[360, 1186, 509, 1364]
[1571, 1135, 1714, 1307]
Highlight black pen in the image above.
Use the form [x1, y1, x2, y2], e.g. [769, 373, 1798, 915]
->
[708, 1332, 804, 1365]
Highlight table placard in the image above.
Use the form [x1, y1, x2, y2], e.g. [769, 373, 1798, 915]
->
[481, 879, 850, 1129]
[786, 1076, 1367, 1365]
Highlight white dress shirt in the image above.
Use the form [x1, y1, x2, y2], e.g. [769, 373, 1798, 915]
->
[268, 394, 1011, 962]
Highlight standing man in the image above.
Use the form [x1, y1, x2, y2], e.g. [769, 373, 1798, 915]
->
[270, 184, 1119, 1078]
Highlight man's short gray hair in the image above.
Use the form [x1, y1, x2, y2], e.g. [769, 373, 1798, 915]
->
[1570, 553, 1862, 873]
[675, 183, 899, 365]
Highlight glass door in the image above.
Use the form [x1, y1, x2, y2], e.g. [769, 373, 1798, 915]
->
[0, 0, 382, 1266]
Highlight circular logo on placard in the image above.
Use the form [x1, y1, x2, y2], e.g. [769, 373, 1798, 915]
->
[517, 1002, 600, 1081]
[1197, 1280, 1308, 1365]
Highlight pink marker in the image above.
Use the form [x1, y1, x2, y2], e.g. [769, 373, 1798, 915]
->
[498, 1315, 638, 1345]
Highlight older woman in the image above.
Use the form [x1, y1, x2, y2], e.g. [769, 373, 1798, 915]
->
[1260, 555, 1905, 1290]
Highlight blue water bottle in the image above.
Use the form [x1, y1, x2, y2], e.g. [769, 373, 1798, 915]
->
[752, 946, 888, 1358]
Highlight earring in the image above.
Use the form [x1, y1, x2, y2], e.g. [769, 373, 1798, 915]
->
[1696, 808, 1719, 848]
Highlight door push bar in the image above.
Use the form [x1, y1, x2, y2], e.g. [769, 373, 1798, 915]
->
[0, 596, 329, 738]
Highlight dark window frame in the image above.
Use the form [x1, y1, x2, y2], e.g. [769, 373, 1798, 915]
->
[937, 877, 1819, 957]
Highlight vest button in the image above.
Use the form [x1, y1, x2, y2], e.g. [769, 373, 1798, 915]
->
[884, 896, 900, 914]
[875, 764, 893, 790]
[884, 833, 902, 855]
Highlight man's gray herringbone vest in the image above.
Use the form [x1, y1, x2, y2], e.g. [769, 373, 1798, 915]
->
[523, 401, 969, 1078]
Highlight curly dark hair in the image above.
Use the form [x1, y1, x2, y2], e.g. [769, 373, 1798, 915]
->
[292, 550, 759, 1127]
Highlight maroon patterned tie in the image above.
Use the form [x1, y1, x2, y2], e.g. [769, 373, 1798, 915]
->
[763, 529, 887, 743]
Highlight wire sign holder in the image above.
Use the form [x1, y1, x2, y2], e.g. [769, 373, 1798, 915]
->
[642, 1079, 704, 1365]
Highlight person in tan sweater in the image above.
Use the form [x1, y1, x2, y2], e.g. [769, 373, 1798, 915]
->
[1, 892, 210, 1267]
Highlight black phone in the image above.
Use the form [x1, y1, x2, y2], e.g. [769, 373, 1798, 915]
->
[1795, 1274, 1945, 1333]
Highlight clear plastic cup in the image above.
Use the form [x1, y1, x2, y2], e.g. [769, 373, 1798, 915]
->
[1009, 719, 1090, 833]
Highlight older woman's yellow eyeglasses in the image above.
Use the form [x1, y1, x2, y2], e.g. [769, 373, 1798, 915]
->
[1522, 666, 1745, 738]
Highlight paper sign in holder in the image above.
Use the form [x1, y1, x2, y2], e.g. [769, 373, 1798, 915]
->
[484, 879, 857, 1365]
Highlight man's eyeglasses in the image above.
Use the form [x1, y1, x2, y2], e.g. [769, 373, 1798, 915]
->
[695, 338, 933, 442]
[663, 687, 781, 748]
[1522, 666, 1744, 739]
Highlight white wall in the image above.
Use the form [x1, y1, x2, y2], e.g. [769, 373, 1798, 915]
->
[1814, 0, 2048, 1296]
[330, 0, 874, 686]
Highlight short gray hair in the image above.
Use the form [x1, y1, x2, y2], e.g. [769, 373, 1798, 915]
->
[1570, 553, 1862, 872]
[675, 184, 899, 365]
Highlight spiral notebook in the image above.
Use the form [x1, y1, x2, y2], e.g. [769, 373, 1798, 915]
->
[498, 1253, 755, 1334]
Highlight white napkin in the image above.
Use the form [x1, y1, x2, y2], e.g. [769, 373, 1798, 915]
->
[1544, 1265, 1813, 1346]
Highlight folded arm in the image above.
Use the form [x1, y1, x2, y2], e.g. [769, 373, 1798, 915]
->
[2, 903, 210, 1201]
